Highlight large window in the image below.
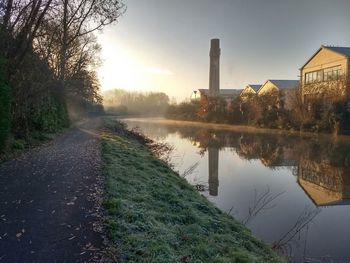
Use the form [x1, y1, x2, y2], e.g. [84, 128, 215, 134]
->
[324, 65, 342, 81]
[305, 65, 342, 84]
[305, 70, 323, 84]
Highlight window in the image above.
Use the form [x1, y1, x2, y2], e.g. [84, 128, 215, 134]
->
[305, 65, 342, 84]
[305, 70, 322, 84]
[324, 65, 342, 81]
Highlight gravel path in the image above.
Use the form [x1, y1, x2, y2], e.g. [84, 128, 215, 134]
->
[0, 118, 104, 263]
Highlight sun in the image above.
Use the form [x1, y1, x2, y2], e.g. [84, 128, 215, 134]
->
[98, 43, 146, 92]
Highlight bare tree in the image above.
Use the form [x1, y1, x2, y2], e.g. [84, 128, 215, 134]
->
[0, 0, 54, 75]
[51, 0, 126, 97]
[289, 85, 309, 130]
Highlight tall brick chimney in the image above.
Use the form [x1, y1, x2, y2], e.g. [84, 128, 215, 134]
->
[209, 39, 220, 97]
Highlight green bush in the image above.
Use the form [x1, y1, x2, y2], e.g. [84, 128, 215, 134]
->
[11, 139, 26, 150]
[31, 96, 69, 133]
[0, 58, 10, 151]
[257, 108, 278, 128]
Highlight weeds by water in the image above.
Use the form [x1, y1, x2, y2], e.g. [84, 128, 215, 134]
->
[243, 187, 286, 226]
[272, 206, 321, 252]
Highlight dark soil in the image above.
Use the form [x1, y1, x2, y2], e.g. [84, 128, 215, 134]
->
[0, 118, 104, 263]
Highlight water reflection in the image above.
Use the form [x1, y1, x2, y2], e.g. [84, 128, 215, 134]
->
[208, 147, 219, 196]
[123, 118, 350, 262]
[126, 118, 350, 205]
[198, 131, 350, 207]
[298, 160, 350, 206]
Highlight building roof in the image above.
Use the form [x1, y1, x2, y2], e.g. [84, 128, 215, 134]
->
[301, 45, 350, 69]
[247, 84, 261, 92]
[257, 80, 299, 93]
[324, 46, 350, 58]
[269, 80, 299, 89]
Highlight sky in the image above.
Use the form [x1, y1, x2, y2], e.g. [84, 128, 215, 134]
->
[97, 0, 350, 102]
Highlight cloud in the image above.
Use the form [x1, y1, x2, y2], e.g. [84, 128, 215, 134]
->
[145, 67, 173, 76]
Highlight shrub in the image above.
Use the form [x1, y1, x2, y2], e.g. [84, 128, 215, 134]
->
[31, 96, 70, 133]
[0, 58, 11, 151]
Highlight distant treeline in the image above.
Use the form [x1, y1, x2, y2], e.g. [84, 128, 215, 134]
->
[166, 89, 350, 135]
[103, 89, 170, 116]
[0, 1, 125, 151]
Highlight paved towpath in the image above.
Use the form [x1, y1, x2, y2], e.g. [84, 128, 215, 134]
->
[0, 118, 104, 263]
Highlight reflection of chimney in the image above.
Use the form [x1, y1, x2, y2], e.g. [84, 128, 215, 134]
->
[209, 39, 220, 97]
[208, 147, 219, 196]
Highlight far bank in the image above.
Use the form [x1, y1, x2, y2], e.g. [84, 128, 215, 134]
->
[120, 116, 350, 142]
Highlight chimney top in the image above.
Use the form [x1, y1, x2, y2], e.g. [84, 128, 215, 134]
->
[211, 39, 220, 49]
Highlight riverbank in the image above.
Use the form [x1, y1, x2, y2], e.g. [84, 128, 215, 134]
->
[101, 118, 284, 262]
[122, 117, 350, 142]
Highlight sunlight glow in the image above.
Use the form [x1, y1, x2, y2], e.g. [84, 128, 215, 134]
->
[145, 67, 173, 75]
[98, 43, 145, 92]
[97, 39, 174, 93]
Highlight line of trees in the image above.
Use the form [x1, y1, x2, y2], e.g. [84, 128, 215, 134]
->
[0, 0, 125, 150]
[103, 89, 170, 116]
[166, 81, 350, 135]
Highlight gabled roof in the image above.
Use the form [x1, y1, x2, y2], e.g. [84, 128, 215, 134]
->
[258, 80, 298, 93]
[300, 45, 350, 69]
[269, 80, 299, 90]
[324, 46, 350, 58]
[247, 84, 261, 92]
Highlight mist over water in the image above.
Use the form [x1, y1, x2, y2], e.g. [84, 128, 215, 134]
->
[123, 117, 350, 263]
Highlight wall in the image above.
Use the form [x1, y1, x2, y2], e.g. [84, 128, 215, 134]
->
[258, 81, 278, 95]
[301, 48, 348, 101]
[240, 87, 256, 97]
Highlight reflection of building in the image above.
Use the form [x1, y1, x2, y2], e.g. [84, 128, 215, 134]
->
[144, 120, 350, 206]
[297, 159, 350, 206]
[237, 135, 297, 168]
[208, 147, 219, 196]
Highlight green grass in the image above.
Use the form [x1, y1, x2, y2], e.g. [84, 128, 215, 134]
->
[102, 121, 284, 262]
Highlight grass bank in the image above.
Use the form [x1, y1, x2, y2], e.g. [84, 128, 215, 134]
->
[101, 119, 284, 262]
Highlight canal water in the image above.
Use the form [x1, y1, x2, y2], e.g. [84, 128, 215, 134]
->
[123, 117, 350, 263]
